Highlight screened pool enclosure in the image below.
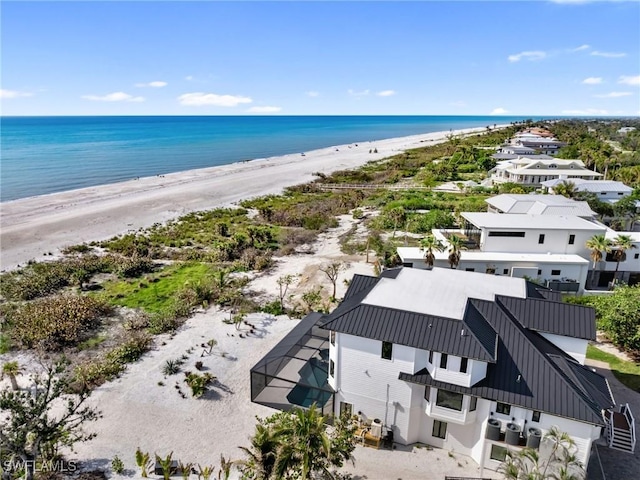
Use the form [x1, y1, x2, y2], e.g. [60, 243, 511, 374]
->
[250, 312, 335, 417]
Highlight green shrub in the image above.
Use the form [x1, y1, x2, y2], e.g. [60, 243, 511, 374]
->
[7, 294, 112, 350]
[111, 455, 125, 474]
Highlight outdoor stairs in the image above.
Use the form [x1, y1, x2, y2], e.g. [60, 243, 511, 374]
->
[605, 404, 636, 453]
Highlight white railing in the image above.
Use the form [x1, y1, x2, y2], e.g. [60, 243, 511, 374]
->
[621, 403, 636, 451]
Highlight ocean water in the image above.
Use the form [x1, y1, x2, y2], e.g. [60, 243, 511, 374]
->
[0, 115, 543, 202]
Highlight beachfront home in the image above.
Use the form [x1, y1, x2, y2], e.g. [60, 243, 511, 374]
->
[489, 157, 602, 186]
[251, 268, 635, 474]
[398, 212, 605, 292]
[588, 230, 640, 288]
[509, 135, 566, 156]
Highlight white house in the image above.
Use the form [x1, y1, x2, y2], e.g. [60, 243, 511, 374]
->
[587, 230, 640, 288]
[490, 158, 602, 186]
[509, 135, 566, 155]
[541, 179, 634, 205]
[251, 268, 635, 476]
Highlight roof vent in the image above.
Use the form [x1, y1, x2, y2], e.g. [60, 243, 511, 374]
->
[461, 329, 465, 337]
[516, 374, 522, 383]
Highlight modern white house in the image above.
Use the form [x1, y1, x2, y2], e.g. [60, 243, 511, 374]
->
[588, 230, 640, 288]
[397, 212, 607, 292]
[509, 135, 566, 155]
[251, 268, 635, 475]
[489, 158, 602, 186]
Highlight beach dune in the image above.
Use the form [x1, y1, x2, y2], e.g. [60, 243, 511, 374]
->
[0, 127, 487, 271]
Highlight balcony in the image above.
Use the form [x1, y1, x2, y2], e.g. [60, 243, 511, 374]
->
[439, 229, 481, 250]
[545, 279, 580, 293]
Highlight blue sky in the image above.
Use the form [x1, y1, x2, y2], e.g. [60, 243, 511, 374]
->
[1, 1, 639, 116]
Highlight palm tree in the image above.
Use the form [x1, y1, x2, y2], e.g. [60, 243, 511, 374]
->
[238, 423, 279, 480]
[446, 234, 465, 269]
[585, 234, 612, 268]
[1, 360, 23, 391]
[419, 235, 444, 269]
[612, 234, 637, 282]
[272, 405, 332, 480]
[553, 180, 578, 199]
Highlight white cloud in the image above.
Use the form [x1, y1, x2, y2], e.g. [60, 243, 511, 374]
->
[582, 77, 603, 85]
[591, 51, 626, 58]
[81, 92, 144, 102]
[135, 81, 167, 88]
[306, 91, 320, 97]
[561, 108, 609, 115]
[619, 75, 640, 86]
[490, 107, 509, 115]
[177, 92, 252, 107]
[594, 91, 633, 98]
[508, 51, 546, 62]
[247, 106, 282, 113]
[450, 100, 467, 107]
[376, 90, 397, 97]
[185, 76, 194, 81]
[348, 89, 370, 97]
[0, 89, 34, 99]
[571, 44, 590, 52]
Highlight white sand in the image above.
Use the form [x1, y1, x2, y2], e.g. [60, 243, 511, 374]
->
[0, 127, 490, 271]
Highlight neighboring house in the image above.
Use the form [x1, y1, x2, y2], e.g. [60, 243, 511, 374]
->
[509, 136, 567, 155]
[489, 158, 602, 186]
[251, 268, 635, 476]
[485, 194, 596, 218]
[618, 127, 636, 134]
[541, 179, 634, 205]
[589, 230, 640, 288]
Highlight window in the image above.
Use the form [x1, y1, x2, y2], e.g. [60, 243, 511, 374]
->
[432, 420, 447, 439]
[537, 269, 542, 275]
[330, 331, 335, 346]
[635, 253, 639, 260]
[618, 192, 624, 196]
[551, 269, 561, 276]
[488, 231, 526, 237]
[424, 386, 431, 402]
[329, 359, 335, 377]
[460, 358, 468, 373]
[486, 267, 496, 274]
[538, 234, 545, 244]
[381, 341, 393, 360]
[490, 445, 508, 462]
[465, 268, 475, 272]
[569, 234, 575, 245]
[428, 350, 433, 364]
[503, 269, 509, 275]
[440, 353, 448, 369]
[339, 402, 352, 416]
[496, 402, 511, 416]
[605, 252, 618, 262]
[470, 396, 478, 411]
[436, 389, 464, 411]
[532, 410, 541, 423]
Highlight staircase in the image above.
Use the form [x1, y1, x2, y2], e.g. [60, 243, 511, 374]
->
[605, 404, 636, 453]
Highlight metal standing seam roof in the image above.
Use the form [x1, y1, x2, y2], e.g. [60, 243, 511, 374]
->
[461, 212, 606, 230]
[496, 296, 596, 340]
[327, 269, 612, 425]
[320, 303, 497, 362]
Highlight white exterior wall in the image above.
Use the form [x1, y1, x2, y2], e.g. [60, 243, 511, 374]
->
[430, 352, 486, 388]
[540, 333, 588, 364]
[603, 243, 640, 274]
[333, 333, 418, 444]
[481, 229, 599, 257]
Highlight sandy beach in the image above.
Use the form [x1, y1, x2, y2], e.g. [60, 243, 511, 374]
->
[0, 126, 489, 271]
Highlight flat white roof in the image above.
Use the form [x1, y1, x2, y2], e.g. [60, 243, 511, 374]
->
[604, 231, 640, 242]
[541, 179, 632, 193]
[362, 267, 527, 320]
[462, 212, 606, 231]
[486, 194, 595, 216]
[397, 247, 590, 264]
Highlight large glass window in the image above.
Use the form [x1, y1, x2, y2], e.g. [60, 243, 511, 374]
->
[532, 410, 541, 423]
[436, 389, 464, 411]
[490, 445, 508, 462]
[460, 358, 468, 373]
[432, 420, 447, 439]
[381, 341, 393, 360]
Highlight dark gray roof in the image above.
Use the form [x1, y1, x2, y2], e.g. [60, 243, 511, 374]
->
[400, 298, 611, 425]
[321, 303, 496, 362]
[344, 274, 379, 300]
[331, 269, 611, 425]
[525, 282, 563, 302]
[497, 296, 596, 340]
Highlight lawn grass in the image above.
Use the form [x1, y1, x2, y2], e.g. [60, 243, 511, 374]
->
[587, 344, 640, 393]
[99, 262, 215, 313]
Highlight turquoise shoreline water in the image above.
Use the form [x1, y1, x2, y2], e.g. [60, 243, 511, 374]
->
[0, 115, 544, 202]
